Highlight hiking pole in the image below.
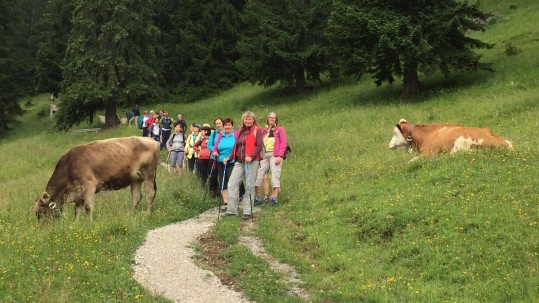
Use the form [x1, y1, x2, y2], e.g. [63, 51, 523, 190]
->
[201, 159, 216, 212]
[246, 162, 253, 221]
[218, 162, 227, 220]
[165, 151, 171, 172]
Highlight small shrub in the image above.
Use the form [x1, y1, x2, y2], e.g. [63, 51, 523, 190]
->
[36, 108, 47, 118]
[505, 42, 521, 56]
[24, 99, 33, 108]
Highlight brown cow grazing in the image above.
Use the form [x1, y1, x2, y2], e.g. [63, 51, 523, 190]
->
[35, 136, 159, 220]
[389, 119, 512, 162]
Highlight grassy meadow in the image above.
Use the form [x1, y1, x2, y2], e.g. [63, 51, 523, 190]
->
[1, 0, 539, 302]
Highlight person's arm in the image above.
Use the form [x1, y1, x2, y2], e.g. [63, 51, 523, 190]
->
[207, 131, 215, 153]
[276, 127, 288, 157]
[194, 138, 203, 150]
[252, 128, 264, 158]
[166, 134, 174, 149]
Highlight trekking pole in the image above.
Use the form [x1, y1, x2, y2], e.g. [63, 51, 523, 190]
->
[218, 162, 227, 220]
[165, 151, 171, 172]
[201, 159, 216, 212]
[246, 162, 253, 221]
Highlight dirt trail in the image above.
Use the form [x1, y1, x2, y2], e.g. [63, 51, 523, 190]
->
[133, 209, 252, 303]
[133, 207, 309, 302]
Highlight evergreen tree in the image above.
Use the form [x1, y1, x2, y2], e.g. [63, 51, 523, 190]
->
[10, 0, 47, 96]
[34, 0, 73, 96]
[57, 0, 162, 130]
[237, 0, 337, 93]
[157, 0, 242, 102]
[0, 0, 25, 136]
[327, 0, 493, 98]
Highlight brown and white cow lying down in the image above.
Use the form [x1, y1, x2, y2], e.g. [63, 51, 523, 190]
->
[35, 136, 159, 220]
[389, 119, 512, 162]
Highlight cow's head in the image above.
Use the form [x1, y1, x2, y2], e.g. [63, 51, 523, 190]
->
[35, 192, 62, 220]
[388, 119, 409, 150]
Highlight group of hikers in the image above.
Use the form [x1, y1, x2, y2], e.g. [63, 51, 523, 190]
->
[134, 107, 288, 220]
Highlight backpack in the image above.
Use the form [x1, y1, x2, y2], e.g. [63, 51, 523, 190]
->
[273, 126, 291, 160]
[283, 144, 292, 160]
[169, 133, 186, 149]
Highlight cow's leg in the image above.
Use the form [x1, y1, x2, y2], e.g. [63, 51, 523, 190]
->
[408, 156, 421, 163]
[143, 176, 156, 215]
[75, 203, 85, 220]
[81, 187, 96, 221]
[131, 181, 143, 212]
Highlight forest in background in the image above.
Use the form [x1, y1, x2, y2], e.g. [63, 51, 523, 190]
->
[1, 0, 499, 132]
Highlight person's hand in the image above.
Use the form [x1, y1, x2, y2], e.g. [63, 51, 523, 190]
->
[275, 156, 282, 165]
[245, 156, 252, 163]
[224, 157, 229, 165]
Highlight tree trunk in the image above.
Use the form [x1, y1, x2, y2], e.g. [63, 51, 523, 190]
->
[401, 59, 420, 98]
[104, 99, 118, 129]
[295, 66, 306, 94]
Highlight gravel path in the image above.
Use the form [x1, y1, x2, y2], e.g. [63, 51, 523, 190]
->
[133, 209, 252, 303]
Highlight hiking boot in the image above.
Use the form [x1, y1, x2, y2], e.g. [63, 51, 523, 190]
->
[223, 213, 237, 217]
[268, 197, 277, 206]
[254, 195, 263, 206]
[220, 205, 227, 212]
[242, 214, 251, 220]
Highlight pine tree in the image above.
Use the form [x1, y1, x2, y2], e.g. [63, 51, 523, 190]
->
[327, 0, 493, 98]
[0, 0, 25, 136]
[237, 0, 337, 93]
[57, 0, 162, 130]
[34, 0, 73, 96]
[157, 0, 242, 101]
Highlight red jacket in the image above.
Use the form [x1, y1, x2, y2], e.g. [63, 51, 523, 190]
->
[194, 137, 211, 160]
[146, 117, 154, 131]
[231, 126, 263, 162]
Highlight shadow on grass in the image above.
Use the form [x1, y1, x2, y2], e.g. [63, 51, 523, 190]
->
[235, 69, 497, 110]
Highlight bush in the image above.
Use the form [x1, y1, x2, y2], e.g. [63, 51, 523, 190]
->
[505, 42, 521, 56]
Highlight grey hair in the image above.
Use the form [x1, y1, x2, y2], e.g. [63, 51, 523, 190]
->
[241, 111, 258, 127]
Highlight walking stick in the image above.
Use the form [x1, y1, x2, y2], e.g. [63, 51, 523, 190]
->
[165, 151, 171, 172]
[246, 162, 254, 221]
[218, 162, 227, 220]
[201, 159, 217, 212]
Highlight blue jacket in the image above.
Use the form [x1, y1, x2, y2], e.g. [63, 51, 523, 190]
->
[207, 130, 222, 160]
[213, 131, 236, 163]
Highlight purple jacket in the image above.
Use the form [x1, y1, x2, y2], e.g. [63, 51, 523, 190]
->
[262, 125, 288, 158]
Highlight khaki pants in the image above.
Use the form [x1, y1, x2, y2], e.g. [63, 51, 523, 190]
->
[226, 161, 259, 215]
[255, 152, 282, 188]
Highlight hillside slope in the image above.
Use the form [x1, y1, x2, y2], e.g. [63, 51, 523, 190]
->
[0, 0, 538, 302]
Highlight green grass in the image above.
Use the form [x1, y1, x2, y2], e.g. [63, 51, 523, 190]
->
[1, 0, 539, 301]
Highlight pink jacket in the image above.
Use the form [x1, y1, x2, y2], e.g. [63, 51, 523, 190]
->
[262, 125, 287, 158]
